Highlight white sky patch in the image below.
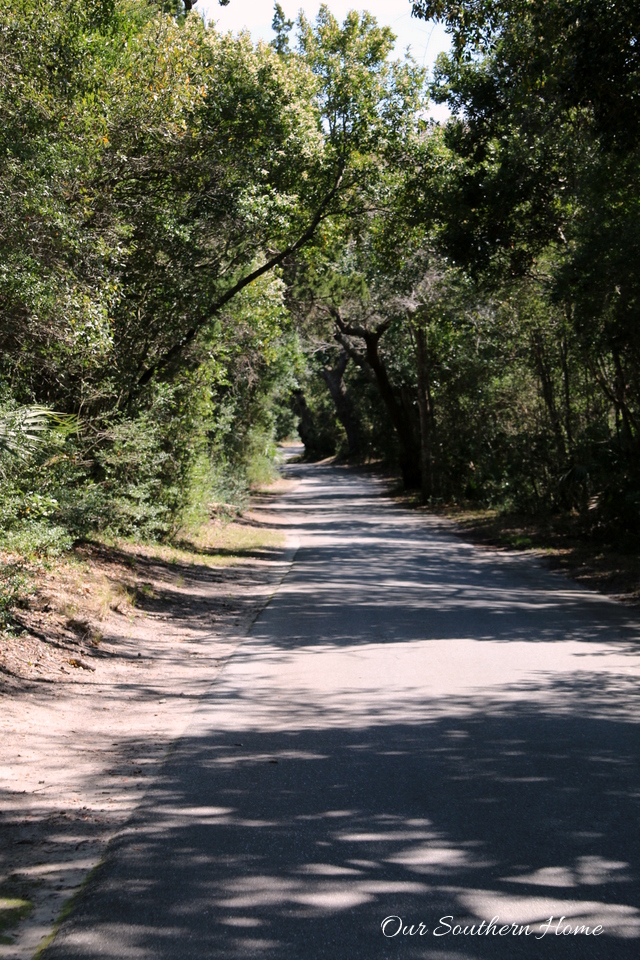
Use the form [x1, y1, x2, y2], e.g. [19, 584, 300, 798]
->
[197, 1, 452, 81]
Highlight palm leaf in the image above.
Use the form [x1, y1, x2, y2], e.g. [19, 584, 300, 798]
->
[0, 406, 74, 460]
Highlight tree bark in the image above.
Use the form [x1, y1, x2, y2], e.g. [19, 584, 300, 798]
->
[319, 350, 360, 458]
[291, 389, 317, 453]
[560, 329, 573, 453]
[531, 329, 567, 461]
[412, 324, 435, 503]
[612, 347, 637, 446]
[333, 309, 421, 488]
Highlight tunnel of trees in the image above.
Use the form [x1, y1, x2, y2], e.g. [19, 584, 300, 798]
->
[1, 0, 638, 555]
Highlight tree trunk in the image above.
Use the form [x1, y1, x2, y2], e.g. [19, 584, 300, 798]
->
[361, 331, 421, 488]
[586, 352, 638, 448]
[612, 347, 637, 447]
[320, 351, 360, 458]
[531, 329, 567, 461]
[332, 309, 421, 488]
[291, 389, 316, 453]
[560, 330, 573, 453]
[412, 324, 435, 503]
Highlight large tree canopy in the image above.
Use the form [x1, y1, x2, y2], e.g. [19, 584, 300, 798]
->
[1, 0, 639, 554]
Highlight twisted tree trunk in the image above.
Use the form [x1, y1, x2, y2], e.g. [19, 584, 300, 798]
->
[332, 309, 421, 488]
[320, 350, 360, 458]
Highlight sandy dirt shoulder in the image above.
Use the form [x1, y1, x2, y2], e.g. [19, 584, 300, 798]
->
[0, 487, 298, 959]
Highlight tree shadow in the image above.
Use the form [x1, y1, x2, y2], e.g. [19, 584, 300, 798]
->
[41, 679, 640, 959]
[41, 463, 640, 958]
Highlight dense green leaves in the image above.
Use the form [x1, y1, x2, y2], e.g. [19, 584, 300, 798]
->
[1, 0, 639, 556]
[403, 0, 640, 527]
[0, 1, 426, 546]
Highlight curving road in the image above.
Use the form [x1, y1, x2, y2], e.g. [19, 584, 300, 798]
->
[43, 464, 640, 959]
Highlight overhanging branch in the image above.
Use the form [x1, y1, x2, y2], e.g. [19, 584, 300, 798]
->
[136, 166, 344, 389]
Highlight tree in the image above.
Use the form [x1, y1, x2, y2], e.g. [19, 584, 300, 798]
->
[271, 3, 294, 55]
[410, 0, 640, 526]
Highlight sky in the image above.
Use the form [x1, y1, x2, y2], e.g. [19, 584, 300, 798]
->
[197, 0, 452, 118]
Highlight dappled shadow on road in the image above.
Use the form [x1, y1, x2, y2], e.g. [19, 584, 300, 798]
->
[254, 464, 640, 650]
[43, 680, 640, 959]
[41, 464, 640, 959]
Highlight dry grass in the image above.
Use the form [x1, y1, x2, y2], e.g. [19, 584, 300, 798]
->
[0, 512, 284, 686]
[120, 517, 285, 569]
[94, 578, 136, 618]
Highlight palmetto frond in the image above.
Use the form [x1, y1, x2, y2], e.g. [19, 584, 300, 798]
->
[0, 407, 65, 460]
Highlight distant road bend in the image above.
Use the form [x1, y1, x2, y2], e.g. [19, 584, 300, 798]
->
[44, 463, 640, 959]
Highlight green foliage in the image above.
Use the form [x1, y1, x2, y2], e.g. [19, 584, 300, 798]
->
[398, 0, 640, 526]
[271, 3, 294, 55]
[0, 0, 323, 559]
[1, 0, 638, 580]
[0, 407, 57, 462]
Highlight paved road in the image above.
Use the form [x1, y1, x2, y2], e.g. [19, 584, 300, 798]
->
[44, 465, 640, 959]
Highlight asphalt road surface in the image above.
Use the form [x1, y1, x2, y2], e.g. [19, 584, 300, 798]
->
[43, 464, 640, 959]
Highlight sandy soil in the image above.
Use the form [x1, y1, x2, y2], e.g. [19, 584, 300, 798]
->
[0, 494, 298, 959]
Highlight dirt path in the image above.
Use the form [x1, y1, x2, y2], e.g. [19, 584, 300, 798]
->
[0, 494, 298, 959]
